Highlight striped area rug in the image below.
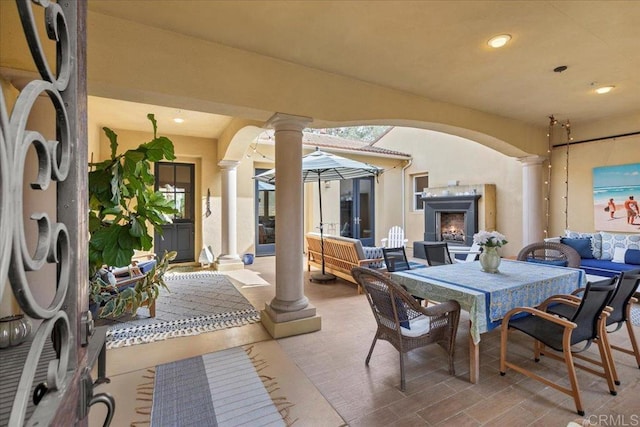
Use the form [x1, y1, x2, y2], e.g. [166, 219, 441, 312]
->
[103, 271, 261, 348]
[149, 346, 289, 427]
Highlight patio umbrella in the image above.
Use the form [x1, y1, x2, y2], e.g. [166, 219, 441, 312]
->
[254, 148, 382, 282]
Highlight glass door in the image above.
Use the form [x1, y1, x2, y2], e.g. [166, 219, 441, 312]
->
[340, 177, 375, 246]
[255, 169, 276, 256]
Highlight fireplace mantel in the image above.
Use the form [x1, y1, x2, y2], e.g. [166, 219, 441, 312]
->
[413, 184, 496, 257]
[421, 195, 481, 246]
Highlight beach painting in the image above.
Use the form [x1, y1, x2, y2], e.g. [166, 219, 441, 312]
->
[593, 163, 640, 232]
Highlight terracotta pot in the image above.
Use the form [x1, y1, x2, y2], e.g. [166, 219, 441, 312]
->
[0, 314, 32, 349]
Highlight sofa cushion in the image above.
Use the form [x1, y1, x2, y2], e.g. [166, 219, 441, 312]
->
[363, 246, 385, 268]
[612, 247, 627, 263]
[600, 232, 640, 260]
[561, 237, 594, 259]
[625, 249, 640, 265]
[401, 315, 434, 337]
[579, 258, 640, 277]
[564, 230, 602, 259]
[328, 234, 366, 259]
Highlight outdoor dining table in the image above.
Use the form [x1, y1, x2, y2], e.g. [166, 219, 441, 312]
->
[391, 259, 586, 384]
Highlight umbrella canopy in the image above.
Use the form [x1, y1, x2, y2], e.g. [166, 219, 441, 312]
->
[253, 148, 382, 281]
[253, 148, 382, 184]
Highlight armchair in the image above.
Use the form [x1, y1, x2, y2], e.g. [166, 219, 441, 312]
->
[351, 267, 460, 391]
[517, 241, 581, 268]
[500, 278, 618, 416]
[548, 269, 640, 377]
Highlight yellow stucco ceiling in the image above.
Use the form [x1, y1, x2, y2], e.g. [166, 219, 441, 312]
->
[87, 0, 640, 131]
[88, 96, 233, 139]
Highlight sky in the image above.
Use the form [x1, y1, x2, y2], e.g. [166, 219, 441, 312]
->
[593, 163, 640, 188]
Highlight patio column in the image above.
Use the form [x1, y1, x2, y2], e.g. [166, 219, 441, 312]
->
[261, 113, 321, 338]
[216, 160, 244, 271]
[519, 156, 545, 246]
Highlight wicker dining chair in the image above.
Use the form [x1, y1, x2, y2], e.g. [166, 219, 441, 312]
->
[351, 267, 461, 391]
[517, 241, 581, 268]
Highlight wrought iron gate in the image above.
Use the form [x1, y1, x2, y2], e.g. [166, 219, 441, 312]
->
[0, 1, 112, 425]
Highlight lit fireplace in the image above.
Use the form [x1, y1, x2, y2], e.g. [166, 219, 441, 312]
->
[438, 212, 466, 243]
[419, 194, 481, 247]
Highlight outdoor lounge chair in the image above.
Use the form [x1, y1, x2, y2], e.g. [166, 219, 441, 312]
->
[381, 226, 408, 248]
[351, 267, 460, 391]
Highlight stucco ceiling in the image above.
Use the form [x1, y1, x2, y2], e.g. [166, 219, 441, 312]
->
[88, 96, 232, 139]
[88, 0, 640, 136]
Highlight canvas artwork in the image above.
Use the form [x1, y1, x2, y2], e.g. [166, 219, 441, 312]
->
[593, 163, 640, 232]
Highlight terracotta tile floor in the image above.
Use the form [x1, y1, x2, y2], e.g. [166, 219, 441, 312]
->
[91, 256, 640, 426]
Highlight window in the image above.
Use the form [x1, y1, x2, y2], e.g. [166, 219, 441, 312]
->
[413, 174, 429, 211]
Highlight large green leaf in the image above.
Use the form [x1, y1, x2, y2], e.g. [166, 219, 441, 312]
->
[103, 127, 119, 159]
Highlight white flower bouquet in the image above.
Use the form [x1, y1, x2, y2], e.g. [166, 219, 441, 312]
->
[473, 230, 508, 248]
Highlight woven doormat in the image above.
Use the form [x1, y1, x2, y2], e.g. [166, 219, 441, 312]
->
[134, 345, 295, 426]
[103, 271, 260, 349]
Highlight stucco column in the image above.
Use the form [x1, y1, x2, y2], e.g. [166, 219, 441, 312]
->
[216, 160, 243, 270]
[261, 113, 321, 338]
[519, 156, 545, 246]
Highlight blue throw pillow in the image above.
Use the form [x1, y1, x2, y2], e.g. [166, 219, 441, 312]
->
[561, 237, 594, 259]
[625, 249, 640, 265]
[526, 258, 569, 267]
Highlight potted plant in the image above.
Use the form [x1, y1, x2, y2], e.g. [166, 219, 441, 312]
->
[88, 114, 178, 318]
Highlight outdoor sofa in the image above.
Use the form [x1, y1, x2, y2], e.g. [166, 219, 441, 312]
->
[547, 230, 640, 277]
[305, 232, 384, 293]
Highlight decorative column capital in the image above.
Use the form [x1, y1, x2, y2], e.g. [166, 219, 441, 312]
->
[266, 112, 312, 132]
[218, 159, 240, 170]
[517, 155, 546, 166]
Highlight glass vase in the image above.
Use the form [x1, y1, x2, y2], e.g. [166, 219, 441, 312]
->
[479, 246, 501, 273]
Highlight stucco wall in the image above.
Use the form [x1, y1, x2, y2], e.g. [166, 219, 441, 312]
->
[549, 134, 640, 236]
[376, 127, 523, 257]
[95, 128, 218, 260]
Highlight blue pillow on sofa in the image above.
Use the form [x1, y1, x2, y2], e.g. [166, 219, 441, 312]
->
[526, 258, 568, 267]
[625, 249, 640, 265]
[561, 237, 594, 259]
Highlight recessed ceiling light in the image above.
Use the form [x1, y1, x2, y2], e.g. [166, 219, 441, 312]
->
[487, 34, 511, 48]
[173, 118, 185, 123]
[595, 86, 615, 94]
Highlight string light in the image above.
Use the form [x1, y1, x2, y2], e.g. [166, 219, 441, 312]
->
[544, 115, 557, 238]
[562, 120, 571, 229]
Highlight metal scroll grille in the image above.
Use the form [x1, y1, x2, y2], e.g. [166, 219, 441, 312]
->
[1, 0, 78, 425]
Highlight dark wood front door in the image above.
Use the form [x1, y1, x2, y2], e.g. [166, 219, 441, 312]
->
[155, 162, 196, 262]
